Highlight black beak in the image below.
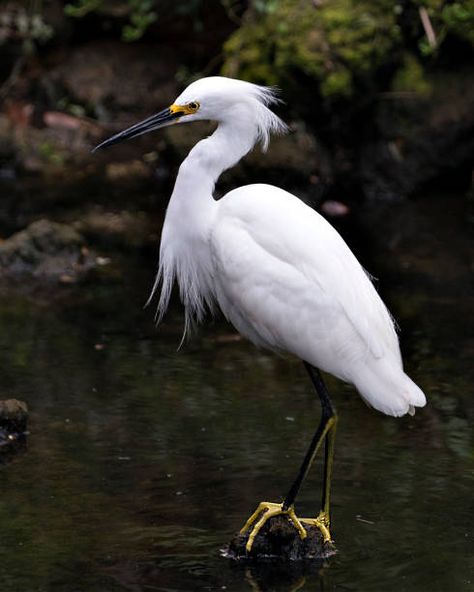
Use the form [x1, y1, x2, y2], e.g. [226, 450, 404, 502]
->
[92, 107, 183, 152]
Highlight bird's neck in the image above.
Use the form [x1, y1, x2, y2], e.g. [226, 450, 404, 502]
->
[166, 118, 257, 229]
[186, 118, 257, 185]
[156, 120, 256, 330]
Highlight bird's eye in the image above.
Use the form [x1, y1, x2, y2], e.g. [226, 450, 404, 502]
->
[188, 101, 200, 111]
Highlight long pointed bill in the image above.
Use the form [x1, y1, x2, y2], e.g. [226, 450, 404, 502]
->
[92, 105, 186, 152]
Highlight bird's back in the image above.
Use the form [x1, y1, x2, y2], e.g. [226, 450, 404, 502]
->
[210, 183, 426, 416]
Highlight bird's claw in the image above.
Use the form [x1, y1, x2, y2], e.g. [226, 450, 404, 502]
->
[240, 501, 308, 553]
[240, 504, 334, 553]
[301, 510, 333, 543]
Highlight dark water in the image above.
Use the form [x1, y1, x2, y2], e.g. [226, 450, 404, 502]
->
[0, 193, 472, 591]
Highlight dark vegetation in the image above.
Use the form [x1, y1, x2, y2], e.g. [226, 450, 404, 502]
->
[0, 0, 472, 280]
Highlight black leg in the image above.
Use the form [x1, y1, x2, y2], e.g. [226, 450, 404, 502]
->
[239, 362, 338, 552]
[282, 363, 337, 513]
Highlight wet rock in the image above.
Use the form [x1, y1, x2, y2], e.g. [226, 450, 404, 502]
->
[0, 219, 94, 280]
[0, 399, 28, 457]
[0, 399, 28, 432]
[223, 515, 336, 562]
[75, 207, 156, 250]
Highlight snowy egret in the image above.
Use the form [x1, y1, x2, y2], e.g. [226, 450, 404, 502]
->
[94, 76, 426, 552]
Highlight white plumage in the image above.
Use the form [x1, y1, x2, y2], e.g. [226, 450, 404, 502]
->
[97, 76, 426, 418]
[94, 76, 427, 551]
[151, 76, 426, 418]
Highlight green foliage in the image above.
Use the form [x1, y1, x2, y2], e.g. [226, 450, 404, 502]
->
[63, 0, 222, 41]
[223, 0, 403, 100]
[121, 0, 157, 41]
[222, 0, 474, 103]
[64, 0, 103, 18]
[37, 141, 65, 166]
[65, 0, 157, 41]
[253, 0, 280, 14]
[442, 0, 474, 44]
[391, 54, 432, 95]
[0, 5, 53, 53]
[410, 0, 474, 55]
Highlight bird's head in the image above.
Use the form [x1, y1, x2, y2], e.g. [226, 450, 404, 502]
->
[93, 76, 287, 153]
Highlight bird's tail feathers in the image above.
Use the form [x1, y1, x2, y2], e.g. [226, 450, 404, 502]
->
[353, 362, 426, 417]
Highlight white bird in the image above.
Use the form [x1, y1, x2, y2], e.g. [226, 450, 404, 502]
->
[94, 76, 426, 553]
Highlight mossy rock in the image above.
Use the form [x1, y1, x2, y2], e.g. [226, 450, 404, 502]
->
[0, 219, 93, 280]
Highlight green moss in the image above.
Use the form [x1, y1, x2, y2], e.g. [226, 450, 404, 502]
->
[222, 0, 472, 106]
[222, 0, 402, 100]
[65, 0, 157, 41]
[38, 142, 65, 166]
[321, 68, 353, 98]
[391, 54, 432, 96]
[442, 0, 474, 44]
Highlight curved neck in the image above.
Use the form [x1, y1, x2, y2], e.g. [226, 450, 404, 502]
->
[165, 117, 257, 230]
[188, 118, 257, 184]
[155, 113, 260, 329]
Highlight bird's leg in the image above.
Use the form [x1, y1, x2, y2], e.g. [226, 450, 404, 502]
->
[282, 363, 338, 543]
[240, 363, 337, 552]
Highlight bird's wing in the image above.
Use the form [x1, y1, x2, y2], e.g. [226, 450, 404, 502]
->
[211, 184, 400, 364]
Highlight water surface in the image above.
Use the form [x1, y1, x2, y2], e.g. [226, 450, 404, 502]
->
[0, 192, 472, 591]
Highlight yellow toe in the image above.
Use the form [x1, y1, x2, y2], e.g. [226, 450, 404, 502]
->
[240, 501, 309, 553]
[300, 511, 333, 543]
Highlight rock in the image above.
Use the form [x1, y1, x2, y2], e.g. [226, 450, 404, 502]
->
[0, 399, 28, 455]
[75, 207, 156, 250]
[0, 219, 94, 280]
[0, 399, 28, 432]
[0, 400, 28, 460]
[222, 515, 337, 562]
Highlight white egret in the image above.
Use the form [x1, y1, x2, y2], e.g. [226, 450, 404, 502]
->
[94, 76, 426, 553]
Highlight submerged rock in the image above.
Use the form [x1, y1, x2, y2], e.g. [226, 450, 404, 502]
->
[0, 399, 28, 432]
[0, 219, 94, 281]
[223, 515, 336, 562]
[0, 399, 28, 455]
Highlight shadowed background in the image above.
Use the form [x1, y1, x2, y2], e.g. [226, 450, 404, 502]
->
[0, 1, 473, 591]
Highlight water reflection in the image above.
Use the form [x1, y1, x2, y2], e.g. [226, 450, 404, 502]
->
[0, 193, 472, 591]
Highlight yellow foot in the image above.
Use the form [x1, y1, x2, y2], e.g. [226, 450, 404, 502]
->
[301, 510, 333, 544]
[240, 501, 308, 553]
